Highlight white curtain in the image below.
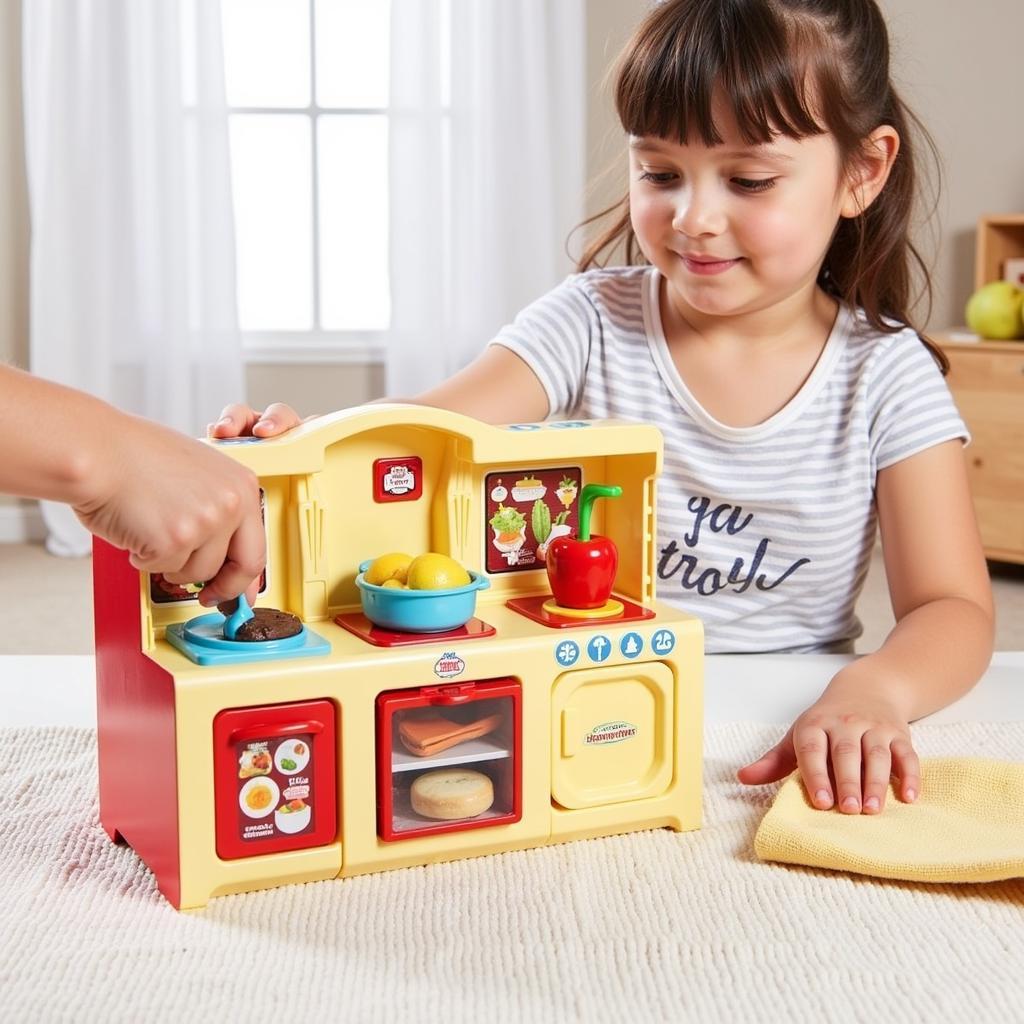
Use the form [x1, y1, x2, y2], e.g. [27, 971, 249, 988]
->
[22, 0, 242, 556]
[387, 0, 586, 396]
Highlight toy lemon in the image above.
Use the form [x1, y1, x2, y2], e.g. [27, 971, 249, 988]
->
[363, 552, 413, 586]
[406, 553, 471, 590]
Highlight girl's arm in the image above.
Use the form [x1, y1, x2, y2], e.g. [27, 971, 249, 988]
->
[738, 438, 994, 813]
[209, 346, 551, 438]
[397, 345, 550, 424]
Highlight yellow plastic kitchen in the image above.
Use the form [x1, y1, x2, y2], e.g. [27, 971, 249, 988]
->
[93, 406, 703, 910]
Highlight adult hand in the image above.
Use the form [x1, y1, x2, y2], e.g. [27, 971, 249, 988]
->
[74, 414, 266, 607]
[207, 402, 307, 440]
[736, 680, 920, 814]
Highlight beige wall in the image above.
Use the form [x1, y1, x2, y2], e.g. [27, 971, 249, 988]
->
[1, 0, 1021, 417]
[0, 0, 28, 517]
[878, 0, 1024, 327]
[582, 1, 643, 231]
[246, 361, 384, 417]
[0, 0, 28, 372]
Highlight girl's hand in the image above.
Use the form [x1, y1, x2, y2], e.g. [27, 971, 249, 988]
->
[736, 685, 920, 814]
[207, 402, 306, 440]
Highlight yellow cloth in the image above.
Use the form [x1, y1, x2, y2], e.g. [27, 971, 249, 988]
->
[754, 757, 1024, 883]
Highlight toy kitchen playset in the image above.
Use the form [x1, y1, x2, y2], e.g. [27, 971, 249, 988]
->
[93, 406, 703, 909]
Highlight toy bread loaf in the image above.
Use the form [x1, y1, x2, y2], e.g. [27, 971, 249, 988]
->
[410, 768, 494, 820]
[398, 711, 503, 757]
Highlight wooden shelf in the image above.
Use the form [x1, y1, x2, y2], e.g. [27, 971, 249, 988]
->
[928, 330, 1024, 354]
[975, 213, 1024, 291]
[929, 215, 1024, 564]
[932, 333, 1024, 565]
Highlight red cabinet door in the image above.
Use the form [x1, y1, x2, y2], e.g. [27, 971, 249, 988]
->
[376, 679, 522, 841]
[213, 699, 337, 860]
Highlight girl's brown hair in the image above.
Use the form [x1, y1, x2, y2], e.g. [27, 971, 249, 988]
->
[576, 0, 947, 371]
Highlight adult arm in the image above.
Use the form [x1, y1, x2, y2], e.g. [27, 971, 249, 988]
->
[1, 365, 265, 605]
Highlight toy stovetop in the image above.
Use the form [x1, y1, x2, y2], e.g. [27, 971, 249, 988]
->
[141, 405, 677, 676]
[147, 594, 688, 679]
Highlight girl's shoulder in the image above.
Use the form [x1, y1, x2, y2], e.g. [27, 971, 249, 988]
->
[563, 264, 653, 306]
[842, 306, 941, 380]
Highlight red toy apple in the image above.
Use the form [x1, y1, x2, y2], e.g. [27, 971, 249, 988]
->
[546, 484, 622, 609]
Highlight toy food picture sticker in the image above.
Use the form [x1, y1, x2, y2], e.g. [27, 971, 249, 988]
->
[234, 733, 315, 842]
[150, 488, 270, 603]
[484, 467, 581, 574]
[373, 456, 424, 503]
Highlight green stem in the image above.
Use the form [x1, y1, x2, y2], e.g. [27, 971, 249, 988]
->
[578, 483, 622, 541]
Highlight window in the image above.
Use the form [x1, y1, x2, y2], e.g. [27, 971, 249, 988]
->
[221, 0, 391, 362]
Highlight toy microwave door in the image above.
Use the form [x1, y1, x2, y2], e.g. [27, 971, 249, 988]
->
[213, 699, 337, 860]
[551, 662, 673, 808]
[376, 678, 522, 841]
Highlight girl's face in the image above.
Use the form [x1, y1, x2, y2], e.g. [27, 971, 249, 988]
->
[628, 97, 852, 322]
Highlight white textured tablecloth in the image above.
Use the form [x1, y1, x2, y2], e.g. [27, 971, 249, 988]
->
[3, 721, 1023, 1023]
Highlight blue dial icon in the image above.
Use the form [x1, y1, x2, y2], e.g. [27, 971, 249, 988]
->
[651, 629, 676, 655]
[620, 632, 644, 659]
[587, 635, 612, 663]
[555, 640, 580, 666]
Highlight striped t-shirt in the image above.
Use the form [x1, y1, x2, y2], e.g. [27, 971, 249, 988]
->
[490, 265, 969, 654]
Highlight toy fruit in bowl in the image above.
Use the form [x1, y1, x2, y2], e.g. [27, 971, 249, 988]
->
[363, 551, 413, 586]
[965, 281, 1024, 340]
[356, 552, 489, 632]
[406, 552, 470, 590]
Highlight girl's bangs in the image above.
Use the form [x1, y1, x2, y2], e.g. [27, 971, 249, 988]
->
[615, 1, 831, 147]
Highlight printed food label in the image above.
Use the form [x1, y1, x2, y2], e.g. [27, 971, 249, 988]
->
[585, 721, 638, 746]
[484, 467, 581, 574]
[374, 456, 424, 503]
[234, 732, 315, 842]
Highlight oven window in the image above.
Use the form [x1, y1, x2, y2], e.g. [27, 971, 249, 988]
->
[376, 680, 521, 840]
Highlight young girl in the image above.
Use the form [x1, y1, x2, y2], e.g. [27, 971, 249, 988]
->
[212, 0, 994, 817]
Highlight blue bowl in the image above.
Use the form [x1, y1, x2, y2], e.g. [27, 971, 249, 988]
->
[355, 560, 490, 633]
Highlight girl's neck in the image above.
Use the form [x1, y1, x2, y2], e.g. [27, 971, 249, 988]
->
[656, 274, 842, 429]
[659, 275, 838, 355]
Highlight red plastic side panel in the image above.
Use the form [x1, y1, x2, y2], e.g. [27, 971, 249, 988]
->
[93, 539, 182, 908]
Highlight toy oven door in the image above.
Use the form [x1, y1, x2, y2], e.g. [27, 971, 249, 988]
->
[213, 698, 337, 860]
[376, 678, 522, 841]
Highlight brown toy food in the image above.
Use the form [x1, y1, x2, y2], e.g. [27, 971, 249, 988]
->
[233, 608, 303, 642]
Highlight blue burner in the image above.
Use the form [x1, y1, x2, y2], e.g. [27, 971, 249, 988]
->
[166, 612, 331, 666]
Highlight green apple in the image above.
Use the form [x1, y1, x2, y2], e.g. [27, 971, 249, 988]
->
[965, 281, 1024, 340]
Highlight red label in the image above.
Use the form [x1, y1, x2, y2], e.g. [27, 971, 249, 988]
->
[484, 467, 581, 574]
[373, 457, 424, 503]
[234, 734, 315, 843]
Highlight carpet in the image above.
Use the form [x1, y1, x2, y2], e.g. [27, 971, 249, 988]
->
[3, 722, 1022, 1022]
